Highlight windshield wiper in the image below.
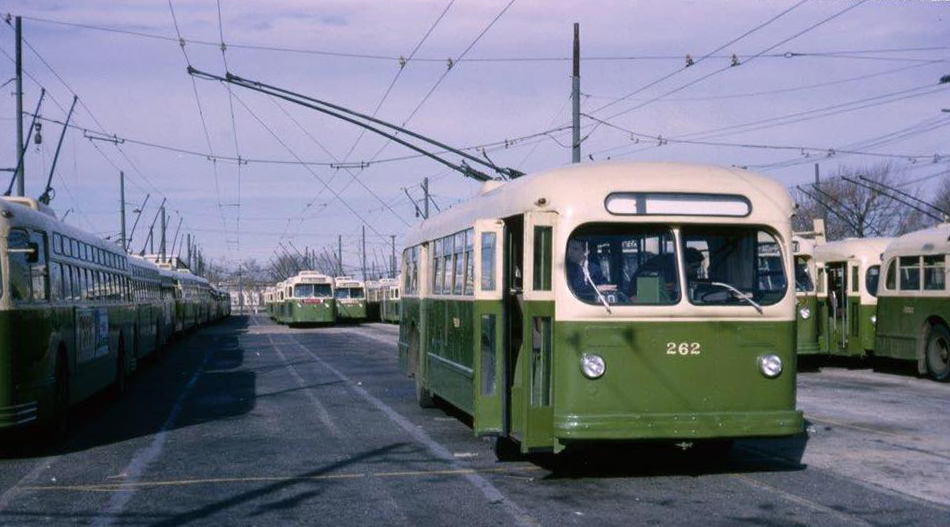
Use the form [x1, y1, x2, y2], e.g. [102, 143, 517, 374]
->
[583, 248, 612, 315]
[710, 282, 763, 314]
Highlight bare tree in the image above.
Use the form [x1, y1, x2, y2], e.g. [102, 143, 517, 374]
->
[793, 162, 930, 240]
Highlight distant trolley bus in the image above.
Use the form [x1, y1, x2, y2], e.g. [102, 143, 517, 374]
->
[814, 238, 890, 357]
[875, 224, 950, 381]
[793, 235, 821, 355]
[334, 276, 367, 322]
[399, 162, 804, 457]
[380, 279, 401, 324]
[280, 272, 336, 325]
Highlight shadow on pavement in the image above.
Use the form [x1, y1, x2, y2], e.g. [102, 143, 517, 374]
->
[0, 316, 258, 459]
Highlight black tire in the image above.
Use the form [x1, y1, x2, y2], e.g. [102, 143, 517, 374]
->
[925, 324, 950, 382]
[415, 377, 435, 408]
[491, 436, 521, 462]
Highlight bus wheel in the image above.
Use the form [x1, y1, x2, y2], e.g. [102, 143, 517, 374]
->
[491, 436, 521, 461]
[925, 324, 950, 382]
[415, 377, 434, 408]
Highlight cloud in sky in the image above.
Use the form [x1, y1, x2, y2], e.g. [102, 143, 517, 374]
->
[0, 0, 948, 266]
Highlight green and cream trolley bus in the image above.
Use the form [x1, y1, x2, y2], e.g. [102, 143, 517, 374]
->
[0, 197, 135, 433]
[793, 235, 821, 355]
[875, 224, 950, 381]
[280, 272, 336, 325]
[813, 238, 890, 357]
[399, 162, 803, 457]
[380, 279, 401, 324]
[334, 276, 367, 321]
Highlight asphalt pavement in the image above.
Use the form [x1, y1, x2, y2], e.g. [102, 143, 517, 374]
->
[0, 315, 946, 526]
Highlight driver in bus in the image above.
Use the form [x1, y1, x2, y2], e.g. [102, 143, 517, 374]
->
[630, 248, 704, 301]
[567, 239, 607, 300]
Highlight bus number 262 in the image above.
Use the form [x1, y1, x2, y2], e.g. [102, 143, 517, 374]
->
[666, 342, 701, 356]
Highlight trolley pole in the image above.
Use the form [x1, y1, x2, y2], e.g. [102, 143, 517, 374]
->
[119, 171, 127, 251]
[338, 235, 343, 276]
[422, 177, 430, 220]
[149, 226, 154, 254]
[390, 235, 396, 278]
[186, 234, 192, 268]
[14, 16, 24, 196]
[361, 225, 367, 281]
[160, 206, 167, 262]
[571, 22, 581, 164]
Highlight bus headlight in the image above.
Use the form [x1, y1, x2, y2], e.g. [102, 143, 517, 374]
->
[798, 306, 811, 319]
[581, 353, 606, 379]
[757, 354, 783, 379]
[870, 315, 877, 325]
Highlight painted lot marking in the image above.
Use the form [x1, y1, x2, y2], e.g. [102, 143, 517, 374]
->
[18, 466, 543, 493]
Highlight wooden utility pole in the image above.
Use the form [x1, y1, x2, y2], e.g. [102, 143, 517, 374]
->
[361, 225, 367, 280]
[338, 235, 343, 276]
[390, 235, 397, 278]
[14, 16, 24, 196]
[572, 22, 581, 164]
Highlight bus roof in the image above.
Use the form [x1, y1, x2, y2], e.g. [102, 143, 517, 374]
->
[792, 235, 817, 257]
[882, 223, 950, 259]
[403, 161, 793, 246]
[814, 237, 892, 264]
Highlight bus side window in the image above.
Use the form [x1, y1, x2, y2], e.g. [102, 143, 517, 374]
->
[481, 232, 496, 291]
[532, 226, 552, 291]
[884, 259, 896, 290]
[7, 229, 32, 301]
[49, 261, 63, 302]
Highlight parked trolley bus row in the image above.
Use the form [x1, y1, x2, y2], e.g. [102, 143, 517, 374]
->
[793, 220, 950, 381]
[0, 196, 229, 438]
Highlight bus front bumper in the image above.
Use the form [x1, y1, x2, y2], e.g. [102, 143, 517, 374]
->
[0, 401, 39, 429]
[555, 410, 804, 441]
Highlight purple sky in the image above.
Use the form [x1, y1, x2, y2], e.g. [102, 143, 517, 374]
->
[1, 0, 948, 272]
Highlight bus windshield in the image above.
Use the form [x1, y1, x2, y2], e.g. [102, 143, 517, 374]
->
[295, 283, 332, 298]
[795, 256, 815, 293]
[682, 226, 787, 307]
[566, 224, 679, 306]
[335, 287, 365, 299]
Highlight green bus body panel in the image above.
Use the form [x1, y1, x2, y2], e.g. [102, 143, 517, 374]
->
[407, 295, 803, 449]
[381, 300, 401, 323]
[0, 304, 136, 430]
[519, 301, 555, 450]
[473, 299, 504, 436]
[795, 296, 821, 355]
[876, 296, 950, 361]
[287, 301, 336, 325]
[553, 320, 802, 442]
[819, 296, 876, 357]
[336, 301, 367, 321]
[398, 297, 422, 374]
[424, 298, 475, 414]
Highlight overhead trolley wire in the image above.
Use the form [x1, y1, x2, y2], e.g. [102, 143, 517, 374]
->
[598, 0, 871, 127]
[588, 0, 810, 118]
[214, 0, 243, 254]
[18, 11, 950, 65]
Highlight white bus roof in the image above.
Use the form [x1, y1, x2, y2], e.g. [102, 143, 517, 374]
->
[882, 223, 950, 259]
[792, 235, 817, 257]
[814, 237, 892, 265]
[404, 161, 793, 246]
